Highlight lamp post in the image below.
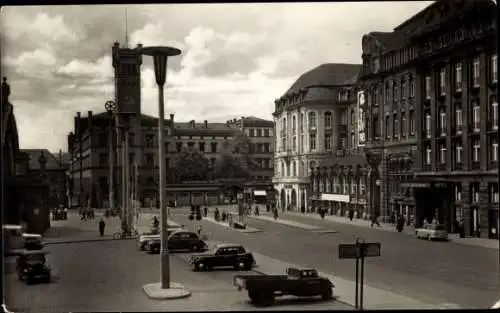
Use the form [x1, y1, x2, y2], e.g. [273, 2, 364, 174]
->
[141, 46, 181, 290]
[105, 101, 117, 212]
[116, 113, 134, 229]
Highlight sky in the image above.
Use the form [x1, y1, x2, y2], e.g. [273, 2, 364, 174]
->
[1, 1, 434, 153]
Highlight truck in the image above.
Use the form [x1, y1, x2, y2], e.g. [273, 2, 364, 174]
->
[189, 243, 255, 271]
[233, 267, 334, 306]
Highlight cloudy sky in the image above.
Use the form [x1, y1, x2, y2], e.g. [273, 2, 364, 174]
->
[1, 2, 433, 153]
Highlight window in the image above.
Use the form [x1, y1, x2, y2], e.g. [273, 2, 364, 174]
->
[394, 82, 399, 101]
[350, 109, 355, 125]
[351, 182, 357, 195]
[292, 161, 296, 176]
[455, 62, 462, 91]
[145, 153, 154, 166]
[299, 113, 304, 132]
[264, 129, 270, 137]
[455, 106, 463, 128]
[210, 142, 217, 153]
[401, 78, 407, 100]
[292, 136, 297, 151]
[351, 133, 356, 148]
[492, 54, 497, 83]
[409, 76, 415, 98]
[491, 184, 499, 203]
[472, 56, 480, 87]
[198, 142, 205, 152]
[308, 112, 317, 129]
[309, 134, 316, 151]
[292, 116, 297, 133]
[373, 116, 380, 138]
[425, 146, 432, 165]
[392, 114, 398, 138]
[325, 134, 332, 150]
[473, 101, 480, 129]
[455, 184, 462, 201]
[439, 109, 446, 134]
[385, 115, 391, 138]
[401, 112, 406, 136]
[99, 154, 108, 167]
[490, 95, 498, 129]
[425, 113, 431, 138]
[176, 142, 183, 152]
[491, 137, 498, 162]
[374, 87, 379, 106]
[425, 75, 431, 99]
[249, 129, 255, 137]
[439, 143, 447, 164]
[325, 112, 332, 129]
[386, 81, 392, 103]
[439, 67, 446, 95]
[472, 139, 480, 162]
[409, 110, 415, 134]
[455, 141, 463, 164]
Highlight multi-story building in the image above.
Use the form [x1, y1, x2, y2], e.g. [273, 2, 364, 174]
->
[272, 63, 362, 211]
[359, 0, 498, 238]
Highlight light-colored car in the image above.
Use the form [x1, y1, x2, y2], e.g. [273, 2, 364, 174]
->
[415, 224, 448, 241]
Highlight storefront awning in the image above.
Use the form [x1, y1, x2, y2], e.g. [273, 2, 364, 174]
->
[321, 193, 350, 203]
[254, 190, 267, 196]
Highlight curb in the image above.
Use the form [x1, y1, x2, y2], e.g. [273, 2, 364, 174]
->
[142, 282, 192, 300]
[202, 217, 263, 233]
[45, 237, 137, 245]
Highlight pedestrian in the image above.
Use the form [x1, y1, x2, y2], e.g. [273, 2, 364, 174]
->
[99, 217, 106, 237]
[371, 215, 381, 227]
[320, 208, 325, 219]
[348, 210, 354, 221]
[203, 206, 208, 217]
[273, 207, 278, 220]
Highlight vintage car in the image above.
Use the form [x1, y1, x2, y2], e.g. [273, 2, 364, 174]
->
[138, 227, 184, 251]
[415, 224, 448, 241]
[234, 267, 334, 306]
[147, 230, 208, 254]
[190, 243, 255, 271]
[16, 250, 51, 284]
[22, 233, 45, 250]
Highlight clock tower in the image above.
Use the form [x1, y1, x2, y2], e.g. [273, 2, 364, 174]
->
[112, 42, 144, 202]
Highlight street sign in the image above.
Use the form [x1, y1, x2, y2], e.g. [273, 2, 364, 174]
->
[339, 244, 360, 259]
[362, 242, 381, 257]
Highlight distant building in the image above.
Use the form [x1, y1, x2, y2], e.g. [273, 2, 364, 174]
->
[272, 63, 363, 211]
[359, 0, 497, 238]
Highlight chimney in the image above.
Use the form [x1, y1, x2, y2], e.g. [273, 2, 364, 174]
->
[59, 149, 62, 166]
[170, 113, 174, 123]
[87, 110, 93, 134]
[38, 150, 47, 176]
[204, 120, 208, 128]
[113, 42, 120, 49]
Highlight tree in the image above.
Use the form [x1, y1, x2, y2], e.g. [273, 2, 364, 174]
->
[172, 147, 210, 182]
[213, 133, 256, 179]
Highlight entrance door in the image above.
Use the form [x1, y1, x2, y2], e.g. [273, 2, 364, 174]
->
[488, 209, 499, 239]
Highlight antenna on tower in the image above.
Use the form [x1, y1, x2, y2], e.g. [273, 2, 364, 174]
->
[125, 7, 129, 48]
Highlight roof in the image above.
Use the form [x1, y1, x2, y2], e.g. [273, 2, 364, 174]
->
[283, 63, 362, 97]
[20, 149, 66, 171]
[214, 243, 243, 249]
[173, 122, 236, 137]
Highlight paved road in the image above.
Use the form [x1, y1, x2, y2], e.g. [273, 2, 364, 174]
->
[174, 210, 499, 309]
[5, 234, 349, 311]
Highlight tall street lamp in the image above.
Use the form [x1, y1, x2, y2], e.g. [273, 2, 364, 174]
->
[105, 100, 116, 213]
[116, 112, 134, 228]
[141, 46, 183, 294]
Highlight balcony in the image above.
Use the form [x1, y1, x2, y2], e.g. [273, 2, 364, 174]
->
[453, 84, 462, 96]
[453, 163, 463, 171]
[423, 164, 432, 172]
[437, 163, 447, 171]
[437, 128, 447, 137]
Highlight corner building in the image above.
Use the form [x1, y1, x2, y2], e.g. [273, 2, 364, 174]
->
[360, 0, 498, 238]
[273, 64, 362, 211]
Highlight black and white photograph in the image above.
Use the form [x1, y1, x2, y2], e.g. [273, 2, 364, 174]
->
[1, 0, 499, 312]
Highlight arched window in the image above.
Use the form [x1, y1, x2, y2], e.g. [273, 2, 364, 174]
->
[281, 162, 286, 177]
[292, 115, 297, 133]
[301, 160, 306, 176]
[299, 113, 304, 131]
[292, 161, 297, 176]
[324, 111, 332, 128]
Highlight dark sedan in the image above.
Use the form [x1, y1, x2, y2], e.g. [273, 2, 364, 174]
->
[147, 231, 208, 254]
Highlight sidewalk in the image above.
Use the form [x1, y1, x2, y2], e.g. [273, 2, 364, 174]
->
[190, 240, 446, 309]
[282, 211, 499, 250]
[203, 216, 263, 233]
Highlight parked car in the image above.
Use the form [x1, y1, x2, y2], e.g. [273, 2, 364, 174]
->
[138, 227, 183, 251]
[233, 267, 334, 306]
[22, 233, 45, 250]
[415, 224, 448, 241]
[189, 243, 255, 271]
[147, 230, 208, 254]
[16, 250, 51, 284]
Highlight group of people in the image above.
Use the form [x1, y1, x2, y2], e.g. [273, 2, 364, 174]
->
[80, 208, 95, 220]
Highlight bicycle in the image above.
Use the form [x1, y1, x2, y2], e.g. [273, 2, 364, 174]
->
[112, 228, 139, 240]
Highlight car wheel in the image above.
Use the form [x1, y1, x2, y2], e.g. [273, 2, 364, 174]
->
[196, 262, 205, 271]
[321, 288, 333, 300]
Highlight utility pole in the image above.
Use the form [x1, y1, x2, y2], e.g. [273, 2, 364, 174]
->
[77, 112, 84, 209]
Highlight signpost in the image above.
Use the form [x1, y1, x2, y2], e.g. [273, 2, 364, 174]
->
[338, 238, 381, 310]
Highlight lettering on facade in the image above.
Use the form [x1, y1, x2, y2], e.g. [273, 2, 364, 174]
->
[357, 91, 366, 147]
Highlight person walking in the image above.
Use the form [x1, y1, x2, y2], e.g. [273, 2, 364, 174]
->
[371, 214, 381, 227]
[99, 217, 106, 237]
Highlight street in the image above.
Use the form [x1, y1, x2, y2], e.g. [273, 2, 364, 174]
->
[4, 212, 350, 312]
[173, 207, 499, 309]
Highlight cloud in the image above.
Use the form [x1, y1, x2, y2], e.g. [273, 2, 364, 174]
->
[2, 2, 434, 152]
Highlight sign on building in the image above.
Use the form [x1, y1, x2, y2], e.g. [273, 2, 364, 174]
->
[357, 90, 366, 147]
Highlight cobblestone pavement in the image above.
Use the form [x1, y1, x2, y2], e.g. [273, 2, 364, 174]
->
[4, 239, 350, 312]
[174, 208, 499, 309]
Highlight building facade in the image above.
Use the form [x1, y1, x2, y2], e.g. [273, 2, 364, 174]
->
[272, 63, 362, 211]
[359, 0, 498, 238]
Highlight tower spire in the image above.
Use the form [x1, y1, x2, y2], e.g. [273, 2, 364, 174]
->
[125, 7, 129, 48]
